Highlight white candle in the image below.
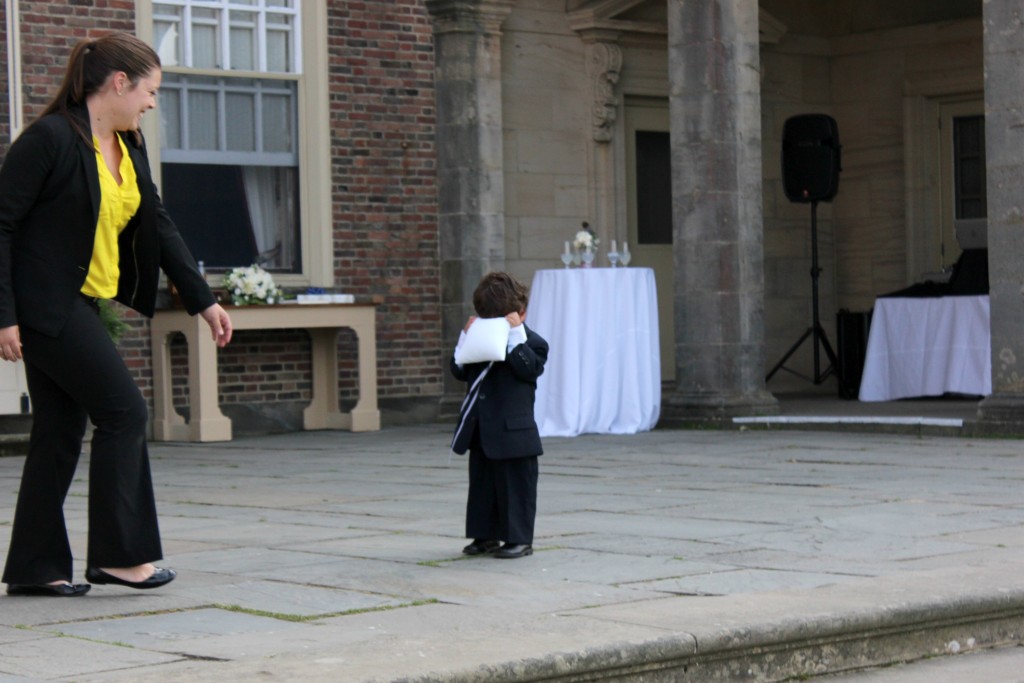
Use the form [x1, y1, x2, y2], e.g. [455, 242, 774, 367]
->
[622, 241, 630, 253]
[610, 239, 617, 253]
[564, 241, 570, 255]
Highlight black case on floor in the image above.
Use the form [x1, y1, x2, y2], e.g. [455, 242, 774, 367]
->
[836, 309, 872, 400]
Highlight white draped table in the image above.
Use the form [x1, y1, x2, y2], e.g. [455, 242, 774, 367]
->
[529, 267, 660, 437]
[858, 295, 991, 401]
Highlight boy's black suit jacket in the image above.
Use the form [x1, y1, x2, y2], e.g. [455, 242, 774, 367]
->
[0, 106, 213, 337]
[450, 325, 548, 459]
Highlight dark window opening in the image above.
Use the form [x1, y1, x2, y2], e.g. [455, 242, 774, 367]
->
[635, 131, 673, 245]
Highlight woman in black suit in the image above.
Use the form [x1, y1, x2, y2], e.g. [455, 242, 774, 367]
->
[0, 33, 233, 596]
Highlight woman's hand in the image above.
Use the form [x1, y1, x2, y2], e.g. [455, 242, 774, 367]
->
[199, 304, 233, 347]
[0, 325, 22, 362]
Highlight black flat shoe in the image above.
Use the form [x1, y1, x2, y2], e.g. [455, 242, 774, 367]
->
[7, 582, 91, 597]
[462, 539, 501, 556]
[494, 543, 533, 559]
[85, 567, 176, 590]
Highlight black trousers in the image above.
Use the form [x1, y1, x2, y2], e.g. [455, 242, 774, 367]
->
[2, 296, 162, 584]
[466, 448, 538, 545]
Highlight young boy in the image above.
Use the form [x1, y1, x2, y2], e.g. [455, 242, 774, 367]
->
[450, 272, 549, 559]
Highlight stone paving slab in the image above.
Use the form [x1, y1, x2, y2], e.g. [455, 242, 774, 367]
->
[0, 425, 1023, 681]
[186, 579, 404, 616]
[0, 634, 183, 679]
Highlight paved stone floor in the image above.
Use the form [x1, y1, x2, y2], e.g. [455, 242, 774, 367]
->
[0, 424, 1022, 681]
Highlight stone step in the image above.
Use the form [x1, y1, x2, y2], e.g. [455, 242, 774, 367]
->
[406, 565, 1024, 682]
[0, 432, 29, 456]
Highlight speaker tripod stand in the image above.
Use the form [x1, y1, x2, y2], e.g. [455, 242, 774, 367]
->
[766, 200, 838, 384]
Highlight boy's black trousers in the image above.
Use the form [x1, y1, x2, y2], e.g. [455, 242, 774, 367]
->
[465, 448, 538, 545]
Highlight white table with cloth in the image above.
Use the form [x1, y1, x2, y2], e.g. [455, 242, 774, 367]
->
[528, 267, 660, 437]
[858, 295, 991, 401]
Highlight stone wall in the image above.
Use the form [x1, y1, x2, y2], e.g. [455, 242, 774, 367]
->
[831, 20, 982, 310]
[501, 3, 591, 286]
[761, 19, 982, 394]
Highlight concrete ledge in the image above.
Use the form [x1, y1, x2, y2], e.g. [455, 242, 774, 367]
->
[394, 565, 1024, 682]
[0, 432, 30, 457]
[730, 415, 966, 438]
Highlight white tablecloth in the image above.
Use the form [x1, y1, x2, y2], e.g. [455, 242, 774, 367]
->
[529, 267, 660, 436]
[858, 295, 991, 401]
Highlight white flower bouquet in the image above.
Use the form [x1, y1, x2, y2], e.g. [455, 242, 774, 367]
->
[222, 264, 282, 306]
[573, 223, 599, 252]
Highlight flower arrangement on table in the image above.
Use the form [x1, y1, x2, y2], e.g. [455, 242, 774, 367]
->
[573, 221, 599, 253]
[222, 264, 282, 306]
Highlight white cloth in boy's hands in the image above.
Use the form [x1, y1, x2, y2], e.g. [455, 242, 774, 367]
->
[506, 322, 527, 352]
[454, 317, 511, 365]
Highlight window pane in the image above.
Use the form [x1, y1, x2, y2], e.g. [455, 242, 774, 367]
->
[192, 27, 218, 69]
[262, 93, 293, 153]
[229, 11, 257, 70]
[226, 93, 256, 151]
[266, 13, 294, 71]
[635, 131, 673, 245]
[266, 29, 290, 72]
[162, 163, 301, 272]
[960, 199, 985, 219]
[160, 88, 181, 149]
[953, 115, 987, 220]
[959, 158, 982, 195]
[188, 91, 219, 150]
[153, 5, 182, 66]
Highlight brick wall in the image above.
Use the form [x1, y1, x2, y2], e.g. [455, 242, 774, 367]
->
[18, 2, 136, 113]
[0, 1, 442, 429]
[328, 1, 442, 404]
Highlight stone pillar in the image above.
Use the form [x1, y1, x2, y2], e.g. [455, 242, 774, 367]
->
[662, 0, 778, 422]
[976, 2, 1024, 427]
[426, 0, 514, 417]
[583, 35, 623, 248]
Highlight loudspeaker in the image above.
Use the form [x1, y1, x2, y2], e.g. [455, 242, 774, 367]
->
[782, 114, 841, 203]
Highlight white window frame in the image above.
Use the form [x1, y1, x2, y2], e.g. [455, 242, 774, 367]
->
[137, 0, 332, 287]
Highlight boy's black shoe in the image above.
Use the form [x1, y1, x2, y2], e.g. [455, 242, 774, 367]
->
[462, 539, 501, 555]
[494, 543, 532, 559]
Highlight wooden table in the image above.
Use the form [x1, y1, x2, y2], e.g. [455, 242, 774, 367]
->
[150, 303, 380, 441]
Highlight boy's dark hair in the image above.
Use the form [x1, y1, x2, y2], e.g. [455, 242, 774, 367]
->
[473, 272, 529, 319]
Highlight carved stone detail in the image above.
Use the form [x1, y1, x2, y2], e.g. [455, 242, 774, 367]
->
[426, 0, 515, 34]
[587, 41, 622, 143]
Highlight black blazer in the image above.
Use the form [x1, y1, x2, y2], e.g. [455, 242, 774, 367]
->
[0, 106, 213, 337]
[450, 325, 548, 459]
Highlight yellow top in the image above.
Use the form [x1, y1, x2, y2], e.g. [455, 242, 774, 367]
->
[81, 135, 142, 299]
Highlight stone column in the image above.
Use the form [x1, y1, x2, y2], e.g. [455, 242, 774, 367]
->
[583, 35, 623, 248]
[426, 0, 514, 417]
[662, 0, 778, 422]
[976, 2, 1024, 427]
